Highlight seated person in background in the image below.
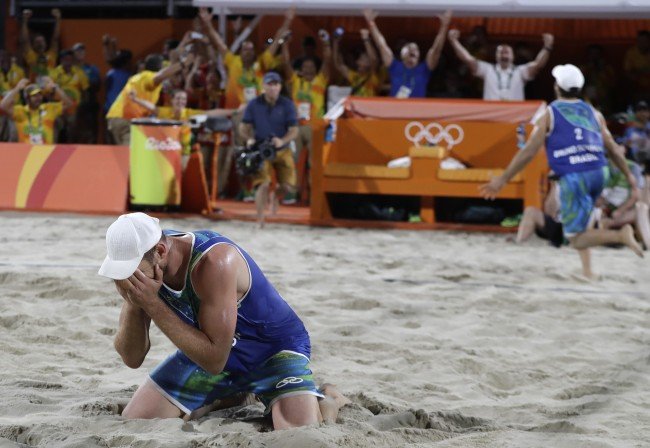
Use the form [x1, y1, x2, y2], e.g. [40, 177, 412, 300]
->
[239, 72, 299, 227]
[364, 9, 451, 98]
[515, 178, 566, 247]
[49, 49, 89, 142]
[597, 159, 650, 249]
[21, 8, 61, 84]
[448, 29, 553, 101]
[333, 28, 380, 97]
[0, 77, 72, 144]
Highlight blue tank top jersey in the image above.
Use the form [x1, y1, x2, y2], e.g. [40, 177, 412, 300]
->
[545, 100, 607, 177]
[157, 230, 311, 374]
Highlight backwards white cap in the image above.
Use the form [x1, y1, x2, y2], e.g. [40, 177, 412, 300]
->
[98, 212, 162, 280]
[551, 64, 585, 91]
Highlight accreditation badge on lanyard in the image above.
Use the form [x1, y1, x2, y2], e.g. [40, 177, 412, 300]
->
[27, 108, 45, 145]
[495, 65, 515, 100]
[243, 86, 257, 103]
[297, 102, 311, 121]
[29, 133, 44, 144]
[395, 85, 412, 99]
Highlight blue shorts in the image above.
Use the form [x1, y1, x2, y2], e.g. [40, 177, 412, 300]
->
[149, 350, 323, 415]
[558, 167, 608, 237]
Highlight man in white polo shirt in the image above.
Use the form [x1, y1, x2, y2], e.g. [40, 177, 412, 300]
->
[448, 29, 554, 101]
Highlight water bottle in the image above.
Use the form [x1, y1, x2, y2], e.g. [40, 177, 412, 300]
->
[516, 122, 526, 150]
[325, 121, 336, 142]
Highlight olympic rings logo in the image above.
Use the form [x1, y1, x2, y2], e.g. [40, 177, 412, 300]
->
[404, 121, 464, 149]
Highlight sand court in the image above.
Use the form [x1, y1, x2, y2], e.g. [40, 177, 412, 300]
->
[0, 212, 649, 447]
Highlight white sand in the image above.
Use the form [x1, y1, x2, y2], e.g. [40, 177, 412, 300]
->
[0, 212, 649, 448]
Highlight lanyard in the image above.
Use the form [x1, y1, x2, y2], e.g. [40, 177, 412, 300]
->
[298, 77, 314, 99]
[495, 65, 515, 91]
[401, 66, 417, 91]
[26, 106, 44, 136]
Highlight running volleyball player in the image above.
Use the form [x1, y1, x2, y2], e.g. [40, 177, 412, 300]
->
[481, 64, 643, 278]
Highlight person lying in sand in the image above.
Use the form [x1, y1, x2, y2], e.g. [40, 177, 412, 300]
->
[98, 212, 349, 429]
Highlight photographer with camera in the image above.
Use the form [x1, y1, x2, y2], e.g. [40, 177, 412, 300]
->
[239, 71, 299, 227]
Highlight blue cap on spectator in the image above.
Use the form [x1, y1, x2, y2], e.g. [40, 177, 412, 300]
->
[263, 71, 282, 84]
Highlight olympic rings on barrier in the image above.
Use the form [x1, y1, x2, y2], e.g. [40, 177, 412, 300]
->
[404, 121, 465, 149]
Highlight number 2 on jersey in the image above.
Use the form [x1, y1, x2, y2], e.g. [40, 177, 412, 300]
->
[574, 128, 583, 141]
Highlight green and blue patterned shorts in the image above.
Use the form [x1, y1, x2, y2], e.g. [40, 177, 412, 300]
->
[149, 350, 323, 415]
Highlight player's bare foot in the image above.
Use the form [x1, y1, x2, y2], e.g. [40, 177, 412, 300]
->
[621, 224, 643, 258]
[318, 383, 350, 424]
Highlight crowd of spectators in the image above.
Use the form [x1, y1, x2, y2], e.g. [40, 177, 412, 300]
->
[0, 7, 648, 207]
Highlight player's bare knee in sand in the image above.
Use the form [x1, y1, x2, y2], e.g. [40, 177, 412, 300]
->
[122, 381, 182, 419]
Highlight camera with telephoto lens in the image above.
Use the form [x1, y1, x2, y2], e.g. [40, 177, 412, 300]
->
[235, 138, 277, 176]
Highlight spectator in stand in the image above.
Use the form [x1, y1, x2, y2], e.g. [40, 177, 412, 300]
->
[448, 29, 554, 101]
[21, 8, 61, 84]
[580, 44, 616, 114]
[0, 51, 26, 142]
[281, 28, 331, 195]
[0, 50, 27, 91]
[624, 30, 650, 98]
[364, 9, 451, 99]
[162, 38, 180, 66]
[72, 43, 100, 92]
[71, 42, 101, 144]
[333, 28, 380, 97]
[0, 77, 72, 144]
[102, 35, 133, 118]
[106, 53, 189, 146]
[292, 36, 322, 72]
[50, 49, 89, 142]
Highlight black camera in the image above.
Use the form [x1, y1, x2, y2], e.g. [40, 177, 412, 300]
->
[188, 115, 232, 133]
[235, 138, 277, 176]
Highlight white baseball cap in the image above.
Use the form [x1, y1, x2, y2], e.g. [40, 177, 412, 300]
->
[551, 64, 585, 91]
[98, 213, 162, 280]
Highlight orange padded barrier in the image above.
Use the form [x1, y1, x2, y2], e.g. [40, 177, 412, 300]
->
[344, 97, 545, 123]
[0, 143, 129, 213]
[311, 98, 548, 224]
